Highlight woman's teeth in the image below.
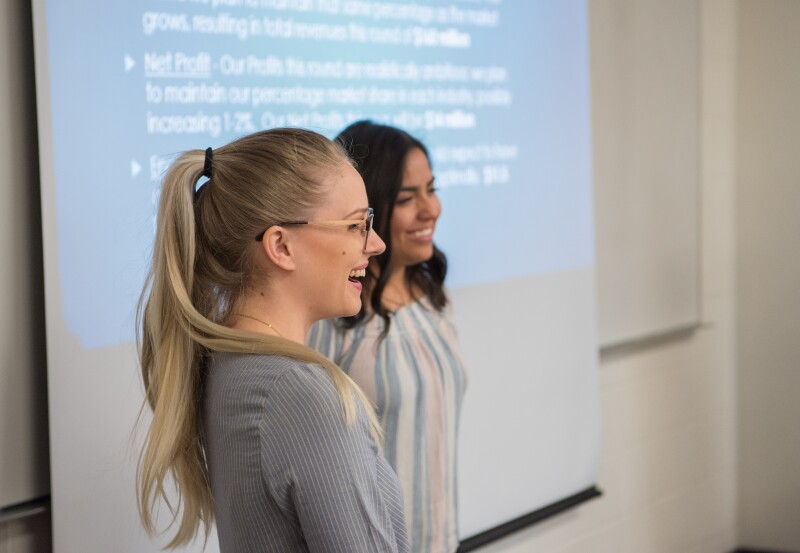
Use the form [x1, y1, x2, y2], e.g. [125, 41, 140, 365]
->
[349, 268, 366, 279]
[410, 228, 433, 238]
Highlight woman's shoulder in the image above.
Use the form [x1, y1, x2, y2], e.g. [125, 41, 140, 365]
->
[253, 359, 373, 451]
[207, 353, 338, 401]
[207, 352, 357, 430]
[388, 295, 453, 327]
[269, 357, 342, 404]
[207, 351, 304, 380]
[208, 351, 333, 384]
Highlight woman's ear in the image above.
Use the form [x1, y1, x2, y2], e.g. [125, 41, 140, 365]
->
[260, 227, 296, 271]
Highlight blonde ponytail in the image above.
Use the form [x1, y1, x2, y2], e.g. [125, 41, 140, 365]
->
[136, 129, 381, 548]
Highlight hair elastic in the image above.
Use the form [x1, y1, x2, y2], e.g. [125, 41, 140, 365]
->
[203, 147, 213, 178]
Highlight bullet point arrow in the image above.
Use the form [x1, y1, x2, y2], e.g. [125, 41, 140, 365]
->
[124, 55, 136, 72]
[131, 160, 141, 178]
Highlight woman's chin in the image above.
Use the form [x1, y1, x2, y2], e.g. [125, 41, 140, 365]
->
[410, 250, 436, 267]
[342, 296, 363, 318]
[394, 246, 435, 269]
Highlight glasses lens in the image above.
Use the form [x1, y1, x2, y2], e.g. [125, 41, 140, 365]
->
[363, 209, 374, 250]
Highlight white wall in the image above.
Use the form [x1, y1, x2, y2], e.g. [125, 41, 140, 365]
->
[593, 0, 701, 348]
[474, 1, 740, 551]
[0, 0, 51, 550]
[736, 1, 800, 550]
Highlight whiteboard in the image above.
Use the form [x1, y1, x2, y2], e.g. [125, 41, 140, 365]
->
[591, 0, 701, 347]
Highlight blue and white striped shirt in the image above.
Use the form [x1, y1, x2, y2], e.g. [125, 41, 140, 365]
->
[309, 297, 468, 553]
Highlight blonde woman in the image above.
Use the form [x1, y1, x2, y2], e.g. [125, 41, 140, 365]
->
[137, 128, 408, 552]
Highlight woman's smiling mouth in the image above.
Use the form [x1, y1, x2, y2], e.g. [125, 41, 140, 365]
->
[407, 227, 434, 241]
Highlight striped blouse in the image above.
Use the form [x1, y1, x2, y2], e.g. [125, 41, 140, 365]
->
[203, 353, 409, 553]
[308, 297, 468, 553]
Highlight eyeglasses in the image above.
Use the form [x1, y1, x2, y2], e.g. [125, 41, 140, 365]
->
[255, 207, 374, 250]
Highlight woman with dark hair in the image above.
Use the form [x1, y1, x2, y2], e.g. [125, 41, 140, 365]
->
[308, 120, 468, 553]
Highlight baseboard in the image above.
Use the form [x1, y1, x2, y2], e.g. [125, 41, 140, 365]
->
[733, 548, 800, 553]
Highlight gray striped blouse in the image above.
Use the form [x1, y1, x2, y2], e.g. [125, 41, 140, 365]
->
[202, 352, 409, 553]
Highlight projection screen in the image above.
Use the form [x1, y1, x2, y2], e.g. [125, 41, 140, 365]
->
[32, 0, 600, 550]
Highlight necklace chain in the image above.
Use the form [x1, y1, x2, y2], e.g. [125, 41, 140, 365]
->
[235, 313, 283, 337]
[381, 284, 418, 309]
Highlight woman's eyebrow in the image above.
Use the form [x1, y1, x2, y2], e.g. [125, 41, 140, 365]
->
[343, 207, 369, 218]
[399, 177, 436, 192]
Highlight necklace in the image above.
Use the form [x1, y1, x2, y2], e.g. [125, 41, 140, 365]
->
[235, 313, 284, 338]
[381, 283, 419, 309]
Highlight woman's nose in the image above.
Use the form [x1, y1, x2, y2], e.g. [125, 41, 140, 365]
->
[417, 193, 440, 220]
[365, 228, 386, 256]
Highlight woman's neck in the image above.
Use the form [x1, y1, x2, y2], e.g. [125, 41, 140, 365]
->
[380, 266, 421, 310]
[231, 289, 309, 344]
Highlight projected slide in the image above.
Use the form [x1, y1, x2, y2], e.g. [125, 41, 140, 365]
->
[44, 0, 592, 349]
[37, 1, 598, 550]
